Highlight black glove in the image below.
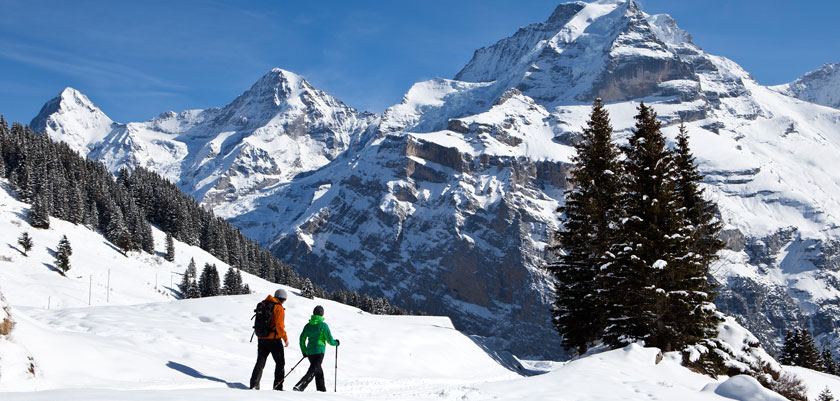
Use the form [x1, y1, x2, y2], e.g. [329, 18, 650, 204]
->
[335, 339, 340, 346]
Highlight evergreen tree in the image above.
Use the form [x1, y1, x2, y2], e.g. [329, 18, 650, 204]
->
[604, 103, 695, 352]
[818, 387, 835, 401]
[164, 232, 175, 262]
[361, 294, 374, 313]
[106, 205, 133, 254]
[780, 330, 799, 365]
[823, 348, 838, 375]
[222, 267, 243, 295]
[17, 232, 33, 256]
[242, 283, 251, 295]
[781, 328, 825, 370]
[549, 98, 625, 355]
[667, 123, 723, 345]
[799, 329, 824, 370]
[29, 192, 50, 229]
[199, 263, 221, 297]
[180, 258, 200, 299]
[301, 278, 315, 299]
[55, 235, 72, 275]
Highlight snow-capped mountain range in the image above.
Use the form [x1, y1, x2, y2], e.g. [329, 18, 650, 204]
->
[28, 0, 840, 359]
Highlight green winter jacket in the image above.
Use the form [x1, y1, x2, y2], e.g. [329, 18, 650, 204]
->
[299, 315, 338, 356]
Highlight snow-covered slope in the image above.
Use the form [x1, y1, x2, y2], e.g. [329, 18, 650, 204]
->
[26, 0, 840, 361]
[772, 63, 840, 110]
[3, 179, 837, 400]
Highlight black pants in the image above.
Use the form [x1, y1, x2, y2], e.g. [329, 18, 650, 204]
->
[249, 339, 285, 390]
[294, 353, 326, 392]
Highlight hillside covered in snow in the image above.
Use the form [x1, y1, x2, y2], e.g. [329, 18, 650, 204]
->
[2, 180, 839, 400]
[25, 0, 840, 362]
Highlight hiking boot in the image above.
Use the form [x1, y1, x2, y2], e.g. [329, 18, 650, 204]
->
[293, 385, 303, 392]
[273, 382, 283, 391]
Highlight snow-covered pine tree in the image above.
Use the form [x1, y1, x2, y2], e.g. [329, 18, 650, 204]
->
[180, 258, 199, 299]
[798, 329, 825, 370]
[549, 98, 625, 355]
[105, 203, 133, 255]
[29, 192, 50, 229]
[241, 283, 251, 295]
[780, 330, 801, 365]
[823, 348, 838, 375]
[818, 387, 835, 401]
[666, 124, 722, 347]
[361, 294, 374, 313]
[55, 235, 72, 275]
[301, 278, 315, 299]
[164, 232, 175, 262]
[17, 232, 33, 256]
[199, 263, 221, 297]
[68, 183, 85, 225]
[222, 267, 243, 295]
[604, 102, 690, 352]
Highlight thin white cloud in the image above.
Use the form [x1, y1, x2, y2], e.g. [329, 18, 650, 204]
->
[0, 42, 187, 91]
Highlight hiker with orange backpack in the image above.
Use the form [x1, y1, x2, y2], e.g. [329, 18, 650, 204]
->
[249, 289, 289, 390]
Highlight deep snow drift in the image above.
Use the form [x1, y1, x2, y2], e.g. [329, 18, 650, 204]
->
[1, 180, 839, 400]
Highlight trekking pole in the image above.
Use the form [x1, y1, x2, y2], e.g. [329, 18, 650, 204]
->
[335, 344, 339, 392]
[284, 356, 307, 379]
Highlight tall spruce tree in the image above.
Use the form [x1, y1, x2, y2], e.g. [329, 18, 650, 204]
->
[781, 328, 825, 370]
[823, 348, 838, 375]
[222, 267, 243, 295]
[29, 192, 50, 229]
[17, 232, 33, 256]
[55, 235, 72, 275]
[780, 330, 799, 365]
[164, 232, 175, 262]
[199, 263, 221, 297]
[179, 258, 200, 299]
[667, 123, 722, 346]
[604, 103, 691, 352]
[799, 329, 825, 370]
[549, 98, 624, 354]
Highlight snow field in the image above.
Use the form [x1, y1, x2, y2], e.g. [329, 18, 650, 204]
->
[4, 179, 840, 400]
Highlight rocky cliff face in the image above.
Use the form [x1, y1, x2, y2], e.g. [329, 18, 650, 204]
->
[29, 0, 840, 359]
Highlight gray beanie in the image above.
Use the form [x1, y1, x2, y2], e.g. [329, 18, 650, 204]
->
[313, 305, 324, 316]
[274, 289, 288, 300]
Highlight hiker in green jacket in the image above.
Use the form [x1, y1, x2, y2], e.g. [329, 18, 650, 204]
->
[293, 305, 339, 392]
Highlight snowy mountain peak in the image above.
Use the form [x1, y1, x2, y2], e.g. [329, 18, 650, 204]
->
[29, 87, 115, 153]
[772, 62, 840, 109]
[241, 67, 310, 107]
[454, 0, 700, 105]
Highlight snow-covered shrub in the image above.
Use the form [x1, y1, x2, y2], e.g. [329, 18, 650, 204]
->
[682, 316, 806, 400]
[769, 372, 808, 401]
[0, 293, 14, 336]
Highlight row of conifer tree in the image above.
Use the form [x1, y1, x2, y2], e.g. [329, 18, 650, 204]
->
[0, 116, 405, 315]
[549, 100, 723, 355]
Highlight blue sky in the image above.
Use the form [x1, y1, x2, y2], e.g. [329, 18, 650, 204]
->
[1, 0, 838, 124]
